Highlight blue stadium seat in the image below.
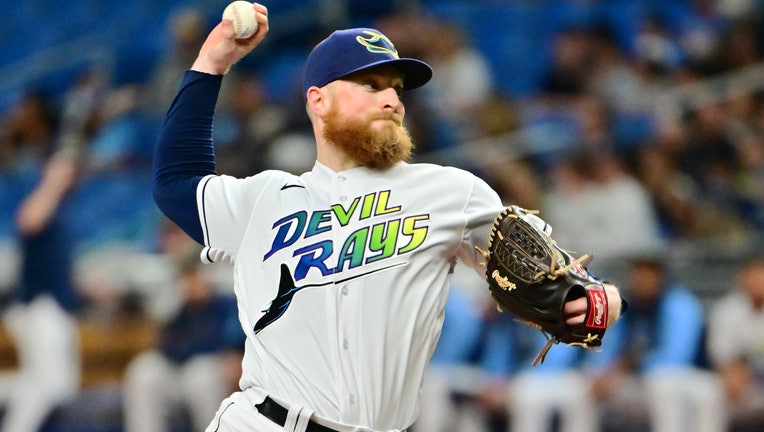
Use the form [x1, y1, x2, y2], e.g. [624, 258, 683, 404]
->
[62, 172, 161, 252]
[259, 48, 311, 104]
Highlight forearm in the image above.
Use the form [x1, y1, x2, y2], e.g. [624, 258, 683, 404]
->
[16, 150, 78, 236]
[152, 71, 222, 243]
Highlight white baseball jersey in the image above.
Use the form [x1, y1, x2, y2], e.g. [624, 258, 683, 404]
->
[197, 160, 503, 430]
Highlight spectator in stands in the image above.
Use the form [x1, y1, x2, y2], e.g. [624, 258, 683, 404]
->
[420, 19, 494, 145]
[83, 83, 154, 172]
[735, 131, 764, 229]
[122, 252, 244, 432]
[415, 266, 491, 432]
[707, 254, 764, 432]
[0, 91, 58, 172]
[587, 24, 654, 121]
[590, 255, 724, 432]
[146, 7, 208, 113]
[632, 15, 684, 78]
[452, 297, 597, 432]
[0, 91, 84, 431]
[474, 310, 523, 432]
[212, 71, 290, 177]
[664, 102, 753, 238]
[56, 67, 108, 154]
[541, 148, 662, 269]
[707, 16, 760, 73]
[506, 329, 596, 432]
[633, 142, 704, 240]
[540, 26, 595, 97]
[489, 159, 544, 212]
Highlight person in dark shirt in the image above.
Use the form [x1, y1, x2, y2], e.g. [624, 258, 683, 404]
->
[122, 255, 244, 432]
[590, 256, 724, 432]
[1, 90, 83, 432]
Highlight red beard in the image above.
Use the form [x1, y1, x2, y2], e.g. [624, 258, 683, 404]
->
[322, 107, 414, 170]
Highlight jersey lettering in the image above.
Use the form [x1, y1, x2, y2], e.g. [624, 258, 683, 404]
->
[307, 210, 333, 237]
[367, 220, 399, 263]
[399, 214, 429, 253]
[263, 191, 430, 281]
[293, 240, 334, 281]
[264, 211, 307, 261]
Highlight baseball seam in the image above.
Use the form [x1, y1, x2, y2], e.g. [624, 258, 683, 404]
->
[232, 6, 243, 37]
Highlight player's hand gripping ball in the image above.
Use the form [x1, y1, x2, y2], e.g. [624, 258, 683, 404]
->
[477, 206, 611, 366]
[223, 1, 259, 39]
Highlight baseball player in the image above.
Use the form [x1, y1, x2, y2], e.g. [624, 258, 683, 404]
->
[152, 3, 624, 431]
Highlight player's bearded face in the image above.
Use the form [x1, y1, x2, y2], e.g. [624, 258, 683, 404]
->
[322, 104, 413, 170]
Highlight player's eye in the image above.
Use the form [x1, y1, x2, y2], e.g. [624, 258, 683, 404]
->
[359, 78, 403, 99]
[361, 80, 378, 91]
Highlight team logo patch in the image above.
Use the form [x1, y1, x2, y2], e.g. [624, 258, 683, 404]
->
[356, 30, 400, 58]
[255, 262, 406, 334]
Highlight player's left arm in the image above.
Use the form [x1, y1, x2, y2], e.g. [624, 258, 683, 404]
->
[456, 172, 506, 272]
[458, 174, 626, 329]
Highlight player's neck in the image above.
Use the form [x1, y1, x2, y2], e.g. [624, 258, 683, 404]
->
[316, 140, 361, 173]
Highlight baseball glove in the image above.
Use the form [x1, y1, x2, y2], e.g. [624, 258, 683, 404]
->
[477, 206, 610, 366]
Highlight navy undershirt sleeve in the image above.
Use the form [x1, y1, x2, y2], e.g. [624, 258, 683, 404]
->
[153, 70, 223, 244]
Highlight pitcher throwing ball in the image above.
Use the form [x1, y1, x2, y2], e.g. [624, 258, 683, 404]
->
[152, 3, 625, 431]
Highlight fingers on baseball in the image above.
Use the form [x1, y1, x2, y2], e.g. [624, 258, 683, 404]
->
[219, 19, 237, 39]
[221, 4, 268, 42]
[254, 3, 269, 36]
[254, 3, 268, 17]
[238, 14, 268, 42]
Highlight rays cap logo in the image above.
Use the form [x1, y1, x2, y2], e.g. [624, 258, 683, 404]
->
[303, 28, 433, 98]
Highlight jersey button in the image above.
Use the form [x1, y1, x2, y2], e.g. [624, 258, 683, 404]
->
[339, 195, 347, 202]
[341, 286, 348, 296]
[350, 394, 355, 404]
[343, 339, 349, 349]
[338, 175, 346, 182]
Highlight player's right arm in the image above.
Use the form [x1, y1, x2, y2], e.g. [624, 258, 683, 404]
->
[152, 4, 269, 243]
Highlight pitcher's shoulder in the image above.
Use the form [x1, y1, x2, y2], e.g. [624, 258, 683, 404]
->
[399, 162, 480, 181]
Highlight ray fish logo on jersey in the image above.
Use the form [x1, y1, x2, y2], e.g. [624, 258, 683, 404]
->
[264, 190, 429, 282]
[355, 30, 400, 58]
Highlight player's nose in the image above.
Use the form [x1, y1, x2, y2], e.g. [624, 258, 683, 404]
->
[380, 87, 403, 112]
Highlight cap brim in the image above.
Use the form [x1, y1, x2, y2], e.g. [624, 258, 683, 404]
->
[341, 58, 433, 91]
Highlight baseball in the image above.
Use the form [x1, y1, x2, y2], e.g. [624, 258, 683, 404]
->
[222, 1, 258, 39]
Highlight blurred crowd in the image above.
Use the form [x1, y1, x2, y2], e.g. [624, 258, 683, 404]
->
[2, 0, 764, 431]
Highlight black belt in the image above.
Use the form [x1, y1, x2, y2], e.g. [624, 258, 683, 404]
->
[256, 396, 337, 432]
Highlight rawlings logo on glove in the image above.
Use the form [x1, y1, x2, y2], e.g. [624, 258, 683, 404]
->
[477, 206, 610, 366]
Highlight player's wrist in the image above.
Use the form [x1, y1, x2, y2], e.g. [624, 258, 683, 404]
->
[191, 57, 231, 76]
[603, 283, 624, 327]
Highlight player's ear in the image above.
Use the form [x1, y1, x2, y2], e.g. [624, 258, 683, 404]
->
[306, 86, 330, 117]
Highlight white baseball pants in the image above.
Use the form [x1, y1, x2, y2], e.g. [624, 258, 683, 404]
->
[0, 295, 80, 432]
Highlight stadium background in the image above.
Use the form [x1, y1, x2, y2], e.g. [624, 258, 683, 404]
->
[2, 0, 764, 431]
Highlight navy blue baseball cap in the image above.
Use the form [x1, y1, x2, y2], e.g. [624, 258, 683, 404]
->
[302, 28, 433, 98]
